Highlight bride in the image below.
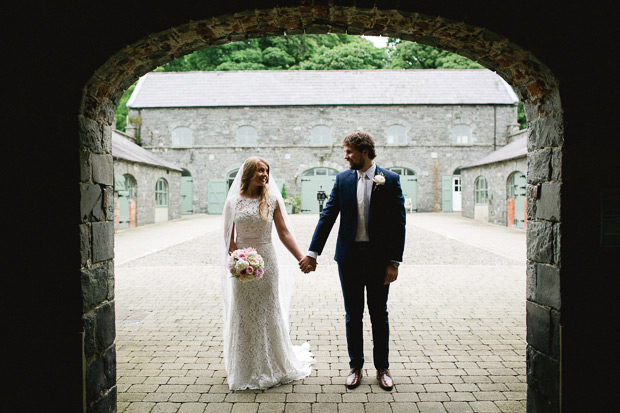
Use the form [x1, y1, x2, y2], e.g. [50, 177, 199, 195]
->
[220, 157, 314, 390]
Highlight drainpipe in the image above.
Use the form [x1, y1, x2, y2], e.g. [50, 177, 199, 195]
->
[493, 106, 497, 151]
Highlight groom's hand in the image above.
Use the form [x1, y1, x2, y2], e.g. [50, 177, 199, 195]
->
[384, 264, 399, 285]
[299, 256, 317, 273]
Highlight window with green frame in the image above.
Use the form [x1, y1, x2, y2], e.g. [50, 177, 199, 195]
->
[474, 176, 488, 204]
[155, 178, 168, 206]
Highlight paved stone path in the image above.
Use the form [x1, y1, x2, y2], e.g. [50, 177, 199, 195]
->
[115, 213, 526, 412]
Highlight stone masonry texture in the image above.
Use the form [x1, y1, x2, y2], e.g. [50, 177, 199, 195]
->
[128, 103, 517, 213]
[114, 159, 182, 226]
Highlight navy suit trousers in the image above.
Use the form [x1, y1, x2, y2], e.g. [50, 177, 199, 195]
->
[337, 242, 390, 370]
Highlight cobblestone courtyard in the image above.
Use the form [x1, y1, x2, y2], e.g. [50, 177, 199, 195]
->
[115, 213, 526, 412]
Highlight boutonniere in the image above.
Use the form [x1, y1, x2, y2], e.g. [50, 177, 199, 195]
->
[373, 172, 386, 191]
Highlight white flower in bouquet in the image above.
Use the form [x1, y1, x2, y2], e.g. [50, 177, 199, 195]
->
[228, 247, 265, 282]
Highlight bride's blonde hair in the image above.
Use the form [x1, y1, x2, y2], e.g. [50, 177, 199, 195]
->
[240, 157, 271, 220]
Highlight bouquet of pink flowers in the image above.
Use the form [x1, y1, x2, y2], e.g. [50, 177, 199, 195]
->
[228, 247, 265, 282]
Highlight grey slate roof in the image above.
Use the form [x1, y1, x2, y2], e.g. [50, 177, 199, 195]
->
[127, 69, 518, 108]
[112, 130, 182, 171]
[462, 133, 527, 169]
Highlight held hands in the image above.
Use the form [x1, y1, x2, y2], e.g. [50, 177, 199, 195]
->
[299, 256, 317, 273]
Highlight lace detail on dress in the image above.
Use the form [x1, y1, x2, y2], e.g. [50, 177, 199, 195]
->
[226, 195, 314, 390]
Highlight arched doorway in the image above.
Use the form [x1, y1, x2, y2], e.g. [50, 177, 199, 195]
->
[206, 171, 233, 215]
[387, 166, 417, 212]
[474, 175, 490, 222]
[441, 168, 462, 213]
[181, 169, 193, 215]
[300, 167, 338, 213]
[154, 177, 169, 222]
[78, 6, 565, 411]
[508, 171, 527, 229]
[115, 173, 136, 229]
[227, 169, 239, 191]
[452, 168, 462, 212]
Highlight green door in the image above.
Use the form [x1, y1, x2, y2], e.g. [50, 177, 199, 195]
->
[301, 176, 336, 213]
[441, 175, 453, 212]
[512, 172, 527, 228]
[208, 178, 227, 214]
[273, 179, 284, 195]
[400, 175, 417, 212]
[181, 176, 193, 215]
[387, 167, 417, 212]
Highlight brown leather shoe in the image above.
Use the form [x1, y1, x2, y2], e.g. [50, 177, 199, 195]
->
[377, 369, 393, 391]
[346, 368, 362, 389]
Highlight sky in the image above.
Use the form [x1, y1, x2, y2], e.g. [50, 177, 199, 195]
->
[361, 36, 389, 48]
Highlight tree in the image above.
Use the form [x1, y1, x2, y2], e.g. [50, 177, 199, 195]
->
[262, 47, 296, 69]
[387, 39, 483, 69]
[156, 34, 359, 72]
[114, 82, 136, 131]
[297, 41, 387, 70]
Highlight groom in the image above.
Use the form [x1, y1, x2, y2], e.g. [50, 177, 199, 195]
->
[300, 131, 406, 391]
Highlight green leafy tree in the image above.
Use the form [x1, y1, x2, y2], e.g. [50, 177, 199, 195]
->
[114, 82, 136, 131]
[387, 39, 482, 69]
[157, 34, 358, 72]
[262, 47, 296, 69]
[297, 41, 387, 70]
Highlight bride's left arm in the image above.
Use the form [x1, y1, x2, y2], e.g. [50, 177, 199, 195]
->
[274, 203, 304, 262]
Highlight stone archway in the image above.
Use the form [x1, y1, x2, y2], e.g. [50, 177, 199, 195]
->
[79, 7, 563, 411]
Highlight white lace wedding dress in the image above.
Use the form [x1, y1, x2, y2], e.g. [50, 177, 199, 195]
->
[225, 195, 314, 390]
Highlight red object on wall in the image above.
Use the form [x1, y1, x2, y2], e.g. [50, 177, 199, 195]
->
[129, 200, 136, 228]
[507, 197, 515, 227]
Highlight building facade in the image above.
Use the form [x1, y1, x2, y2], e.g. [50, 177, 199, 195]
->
[112, 130, 183, 228]
[461, 130, 527, 227]
[126, 69, 520, 214]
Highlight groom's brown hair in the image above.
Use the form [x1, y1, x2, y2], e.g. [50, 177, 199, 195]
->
[342, 131, 376, 159]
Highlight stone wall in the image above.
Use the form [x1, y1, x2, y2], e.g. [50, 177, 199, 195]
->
[129, 103, 517, 213]
[461, 156, 527, 225]
[79, 145, 118, 411]
[114, 159, 183, 226]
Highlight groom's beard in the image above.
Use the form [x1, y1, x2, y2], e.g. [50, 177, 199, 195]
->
[348, 159, 364, 170]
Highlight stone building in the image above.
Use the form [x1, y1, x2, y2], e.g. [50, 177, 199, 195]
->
[112, 130, 183, 228]
[460, 129, 527, 227]
[125, 69, 519, 214]
[12, 3, 618, 411]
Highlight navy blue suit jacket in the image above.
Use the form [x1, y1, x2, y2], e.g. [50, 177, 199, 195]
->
[309, 165, 406, 264]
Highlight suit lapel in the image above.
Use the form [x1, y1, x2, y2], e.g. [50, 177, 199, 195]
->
[370, 165, 381, 203]
[368, 166, 378, 228]
[345, 169, 358, 204]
